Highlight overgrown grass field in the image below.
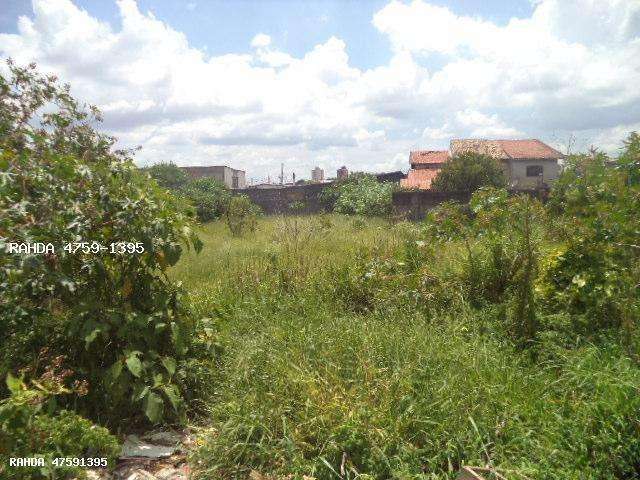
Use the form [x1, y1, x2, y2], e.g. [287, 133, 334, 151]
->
[171, 215, 640, 480]
[4, 64, 639, 480]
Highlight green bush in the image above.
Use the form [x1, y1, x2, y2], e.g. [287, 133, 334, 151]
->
[323, 173, 394, 216]
[431, 152, 506, 192]
[145, 162, 190, 190]
[0, 374, 120, 479]
[423, 188, 545, 343]
[0, 61, 202, 425]
[542, 136, 640, 337]
[146, 165, 231, 223]
[225, 195, 260, 236]
[181, 177, 231, 222]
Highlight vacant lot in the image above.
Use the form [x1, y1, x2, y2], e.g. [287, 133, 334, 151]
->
[170, 215, 640, 480]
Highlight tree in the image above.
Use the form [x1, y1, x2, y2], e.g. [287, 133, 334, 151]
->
[146, 162, 190, 190]
[146, 165, 231, 223]
[543, 135, 640, 337]
[431, 152, 506, 192]
[181, 177, 231, 222]
[0, 60, 201, 425]
[321, 173, 394, 216]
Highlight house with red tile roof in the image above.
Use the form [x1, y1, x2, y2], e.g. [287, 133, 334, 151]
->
[401, 150, 449, 189]
[401, 139, 564, 190]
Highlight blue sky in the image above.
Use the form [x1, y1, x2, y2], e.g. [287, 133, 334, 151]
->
[2, 0, 535, 70]
[1, 0, 639, 181]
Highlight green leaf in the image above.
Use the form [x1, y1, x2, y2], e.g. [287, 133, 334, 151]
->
[161, 384, 182, 412]
[153, 373, 164, 388]
[165, 244, 182, 266]
[144, 391, 164, 424]
[135, 386, 150, 401]
[6, 373, 23, 394]
[126, 353, 143, 378]
[84, 327, 101, 348]
[161, 357, 176, 376]
[107, 360, 123, 383]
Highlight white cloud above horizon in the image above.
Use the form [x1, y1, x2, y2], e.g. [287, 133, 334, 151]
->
[1, 0, 639, 180]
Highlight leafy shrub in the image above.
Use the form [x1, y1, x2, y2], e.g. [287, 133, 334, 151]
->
[145, 162, 190, 190]
[0, 374, 120, 479]
[424, 188, 545, 343]
[288, 201, 306, 213]
[542, 137, 640, 337]
[322, 173, 394, 216]
[181, 177, 231, 222]
[225, 195, 260, 236]
[0, 61, 202, 425]
[431, 152, 506, 192]
[147, 165, 231, 223]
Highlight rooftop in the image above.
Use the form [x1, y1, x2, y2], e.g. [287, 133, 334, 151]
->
[409, 150, 450, 165]
[400, 168, 440, 190]
[449, 139, 563, 160]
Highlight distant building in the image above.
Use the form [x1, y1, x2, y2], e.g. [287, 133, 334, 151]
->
[337, 166, 349, 180]
[401, 151, 449, 189]
[401, 139, 563, 190]
[450, 139, 563, 189]
[311, 166, 324, 183]
[181, 165, 246, 189]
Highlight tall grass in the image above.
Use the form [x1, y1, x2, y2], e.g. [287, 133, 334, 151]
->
[172, 215, 640, 480]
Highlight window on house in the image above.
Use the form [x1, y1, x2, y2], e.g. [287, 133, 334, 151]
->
[232, 176, 239, 188]
[526, 165, 543, 177]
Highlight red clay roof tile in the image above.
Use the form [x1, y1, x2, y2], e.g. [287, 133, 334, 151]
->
[400, 168, 441, 189]
[409, 150, 450, 165]
[449, 139, 563, 160]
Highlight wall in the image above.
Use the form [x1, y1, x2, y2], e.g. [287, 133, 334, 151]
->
[392, 190, 472, 220]
[235, 183, 329, 215]
[393, 188, 549, 220]
[181, 165, 246, 189]
[507, 159, 560, 189]
[231, 169, 246, 189]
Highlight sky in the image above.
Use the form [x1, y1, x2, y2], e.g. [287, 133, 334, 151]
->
[1, 0, 639, 182]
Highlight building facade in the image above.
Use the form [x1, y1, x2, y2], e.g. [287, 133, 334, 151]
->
[401, 139, 563, 190]
[450, 139, 563, 189]
[311, 166, 324, 183]
[180, 165, 246, 189]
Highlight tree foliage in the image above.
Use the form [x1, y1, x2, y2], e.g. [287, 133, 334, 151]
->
[181, 177, 231, 222]
[424, 187, 544, 344]
[146, 163, 231, 222]
[0, 60, 202, 425]
[321, 173, 394, 216]
[145, 162, 190, 190]
[431, 152, 506, 192]
[543, 134, 640, 338]
[1, 370, 120, 479]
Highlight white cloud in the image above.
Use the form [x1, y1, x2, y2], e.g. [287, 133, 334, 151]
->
[0, 0, 638, 180]
[251, 33, 271, 48]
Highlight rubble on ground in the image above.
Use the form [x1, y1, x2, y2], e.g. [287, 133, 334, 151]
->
[79, 430, 192, 480]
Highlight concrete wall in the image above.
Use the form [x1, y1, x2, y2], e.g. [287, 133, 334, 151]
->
[181, 165, 246, 189]
[235, 182, 548, 219]
[393, 188, 549, 220]
[235, 183, 329, 215]
[231, 169, 246, 189]
[392, 190, 472, 220]
[506, 159, 560, 189]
